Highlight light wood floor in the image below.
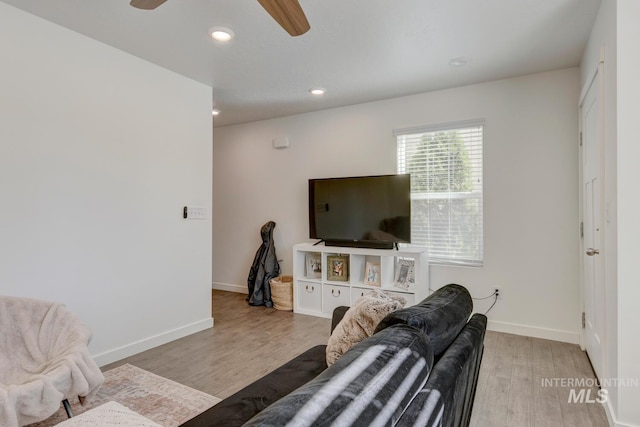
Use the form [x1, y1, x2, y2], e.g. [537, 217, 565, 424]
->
[470, 328, 609, 426]
[103, 290, 609, 426]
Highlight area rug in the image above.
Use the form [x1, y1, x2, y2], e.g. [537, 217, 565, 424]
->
[28, 364, 221, 427]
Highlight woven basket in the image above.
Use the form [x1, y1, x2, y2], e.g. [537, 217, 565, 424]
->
[270, 275, 293, 311]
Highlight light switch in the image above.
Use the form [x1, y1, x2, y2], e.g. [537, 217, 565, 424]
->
[184, 206, 206, 220]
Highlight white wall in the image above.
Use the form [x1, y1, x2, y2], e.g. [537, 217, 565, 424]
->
[617, 0, 640, 426]
[616, 0, 640, 426]
[213, 68, 581, 343]
[0, 3, 213, 366]
[615, 1, 640, 424]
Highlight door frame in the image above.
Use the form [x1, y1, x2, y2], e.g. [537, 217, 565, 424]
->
[578, 47, 606, 378]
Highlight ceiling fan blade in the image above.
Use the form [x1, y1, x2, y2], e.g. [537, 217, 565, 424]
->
[257, 0, 310, 36]
[130, 0, 168, 10]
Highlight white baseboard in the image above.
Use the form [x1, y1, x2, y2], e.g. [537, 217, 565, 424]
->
[212, 281, 247, 294]
[604, 399, 637, 427]
[93, 317, 214, 367]
[604, 400, 616, 427]
[487, 319, 580, 344]
[213, 284, 581, 344]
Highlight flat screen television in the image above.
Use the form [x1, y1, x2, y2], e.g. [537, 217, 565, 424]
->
[308, 174, 411, 249]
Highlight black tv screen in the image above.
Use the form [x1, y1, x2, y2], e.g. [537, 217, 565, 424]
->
[309, 174, 411, 249]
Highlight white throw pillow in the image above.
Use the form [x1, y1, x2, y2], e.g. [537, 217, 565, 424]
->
[326, 289, 406, 366]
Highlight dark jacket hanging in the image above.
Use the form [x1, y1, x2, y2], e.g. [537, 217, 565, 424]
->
[247, 221, 280, 307]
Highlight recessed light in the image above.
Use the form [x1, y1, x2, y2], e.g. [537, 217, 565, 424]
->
[209, 27, 234, 42]
[212, 109, 220, 116]
[449, 56, 471, 68]
[309, 88, 326, 96]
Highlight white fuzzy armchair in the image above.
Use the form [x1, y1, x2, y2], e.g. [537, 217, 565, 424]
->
[0, 296, 105, 427]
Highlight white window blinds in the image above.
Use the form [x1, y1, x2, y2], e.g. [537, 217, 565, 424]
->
[395, 120, 484, 266]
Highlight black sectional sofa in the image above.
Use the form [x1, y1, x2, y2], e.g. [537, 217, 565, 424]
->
[180, 284, 487, 427]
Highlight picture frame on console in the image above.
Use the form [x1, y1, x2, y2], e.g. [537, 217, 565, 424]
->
[305, 253, 322, 279]
[394, 259, 415, 290]
[364, 262, 381, 287]
[327, 255, 349, 282]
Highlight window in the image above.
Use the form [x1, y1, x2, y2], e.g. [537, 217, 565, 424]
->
[395, 120, 484, 266]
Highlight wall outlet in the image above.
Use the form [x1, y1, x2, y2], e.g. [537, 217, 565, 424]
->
[494, 287, 502, 300]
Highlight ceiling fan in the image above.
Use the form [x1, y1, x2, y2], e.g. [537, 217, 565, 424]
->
[129, 0, 310, 37]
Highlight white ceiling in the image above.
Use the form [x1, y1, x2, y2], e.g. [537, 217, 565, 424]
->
[2, 0, 601, 127]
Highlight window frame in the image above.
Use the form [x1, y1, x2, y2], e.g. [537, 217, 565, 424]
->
[394, 119, 484, 267]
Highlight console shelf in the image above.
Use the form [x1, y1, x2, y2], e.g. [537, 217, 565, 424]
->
[292, 243, 429, 318]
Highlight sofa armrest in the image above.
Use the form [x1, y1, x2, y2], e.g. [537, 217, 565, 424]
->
[330, 306, 349, 334]
[397, 313, 487, 427]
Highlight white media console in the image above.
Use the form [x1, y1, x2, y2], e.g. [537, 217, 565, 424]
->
[292, 242, 429, 318]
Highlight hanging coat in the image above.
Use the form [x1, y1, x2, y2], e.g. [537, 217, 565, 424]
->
[247, 221, 280, 307]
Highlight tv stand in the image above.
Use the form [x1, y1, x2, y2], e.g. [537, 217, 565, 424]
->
[292, 243, 429, 318]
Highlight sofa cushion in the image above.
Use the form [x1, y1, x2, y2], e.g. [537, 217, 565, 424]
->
[243, 324, 433, 427]
[374, 283, 473, 358]
[326, 289, 406, 366]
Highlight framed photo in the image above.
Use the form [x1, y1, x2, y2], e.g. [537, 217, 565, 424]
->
[364, 261, 381, 287]
[394, 259, 415, 290]
[327, 255, 349, 282]
[305, 253, 322, 279]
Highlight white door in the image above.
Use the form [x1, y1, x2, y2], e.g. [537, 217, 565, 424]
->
[580, 62, 605, 380]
